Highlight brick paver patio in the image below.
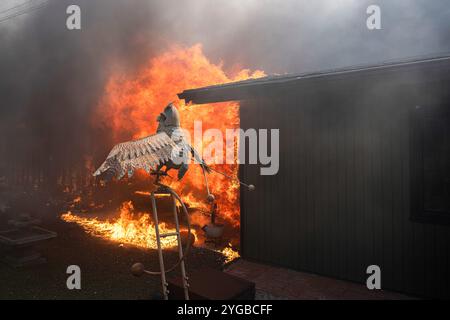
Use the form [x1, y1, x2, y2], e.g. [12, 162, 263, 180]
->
[224, 259, 414, 300]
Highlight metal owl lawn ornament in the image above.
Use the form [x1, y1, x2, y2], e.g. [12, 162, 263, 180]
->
[93, 102, 209, 183]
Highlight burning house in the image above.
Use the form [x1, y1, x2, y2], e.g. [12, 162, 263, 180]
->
[178, 55, 450, 299]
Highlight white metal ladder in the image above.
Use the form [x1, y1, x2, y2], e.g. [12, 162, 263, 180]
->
[150, 189, 190, 300]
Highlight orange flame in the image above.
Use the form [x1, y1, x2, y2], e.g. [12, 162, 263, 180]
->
[61, 201, 193, 249]
[62, 44, 263, 263]
[95, 44, 264, 227]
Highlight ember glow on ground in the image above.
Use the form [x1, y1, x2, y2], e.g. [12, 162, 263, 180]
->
[61, 202, 239, 263]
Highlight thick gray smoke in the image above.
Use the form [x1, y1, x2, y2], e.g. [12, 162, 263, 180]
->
[0, 0, 449, 186]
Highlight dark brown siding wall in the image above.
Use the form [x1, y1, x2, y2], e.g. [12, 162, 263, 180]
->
[239, 79, 450, 298]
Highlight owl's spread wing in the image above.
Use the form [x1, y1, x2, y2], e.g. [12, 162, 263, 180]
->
[93, 132, 185, 180]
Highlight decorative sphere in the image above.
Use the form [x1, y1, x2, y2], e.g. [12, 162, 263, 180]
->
[206, 194, 215, 203]
[248, 184, 255, 191]
[131, 262, 145, 277]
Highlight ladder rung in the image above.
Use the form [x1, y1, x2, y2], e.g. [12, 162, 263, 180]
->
[159, 232, 179, 238]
